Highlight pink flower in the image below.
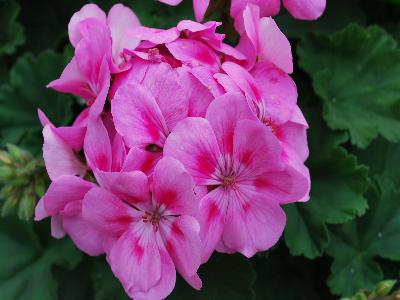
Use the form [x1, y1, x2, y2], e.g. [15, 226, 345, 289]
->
[158, 0, 326, 24]
[82, 157, 202, 299]
[48, 4, 140, 120]
[232, 0, 326, 31]
[111, 61, 193, 174]
[38, 109, 88, 181]
[129, 20, 244, 70]
[157, 0, 210, 23]
[164, 92, 309, 261]
[34, 175, 104, 256]
[218, 61, 311, 201]
[236, 4, 293, 72]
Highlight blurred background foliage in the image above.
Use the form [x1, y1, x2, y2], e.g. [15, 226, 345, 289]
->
[0, 0, 400, 299]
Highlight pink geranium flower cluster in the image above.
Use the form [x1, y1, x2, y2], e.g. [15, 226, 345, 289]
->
[35, 2, 317, 299]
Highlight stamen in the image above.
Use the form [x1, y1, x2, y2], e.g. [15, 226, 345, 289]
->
[222, 176, 236, 187]
[142, 208, 162, 232]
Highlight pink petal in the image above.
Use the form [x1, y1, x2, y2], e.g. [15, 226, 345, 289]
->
[177, 20, 212, 32]
[158, 0, 183, 5]
[87, 56, 110, 120]
[162, 216, 202, 289]
[251, 61, 297, 124]
[277, 106, 309, 163]
[193, 0, 210, 21]
[130, 250, 176, 300]
[221, 186, 286, 257]
[258, 17, 293, 73]
[111, 133, 126, 172]
[52, 126, 86, 152]
[84, 118, 112, 172]
[235, 32, 257, 70]
[166, 39, 220, 72]
[43, 125, 87, 181]
[233, 120, 283, 179]
[213, 73, 242, 93]
[164, 117, 221, 186]
[109, 58, 150, 99]
[122, 147, 161, 175]
[213, 42, 246, 60]
[190, 66, 225, 98]
[283, 0, 326, 20]
[221, 62, 263, 110]
[94, 170, 149, 205]
[107, 4, 141, 69]
[112, 81, 169, 148]
[196, 189, 226, 263]
[51, 216, 66, 238]
[74, 19, 111, 87]
[38, 110, 86, 151]
[141, 63, 188, 130]
[130, 26, 180, 44]
[231, 0, 280, 18]
[108, 226, 162, 293]
[82, 187, 142, 237]
[232, 0, 281, 33]
[47, 57, 95, 101]
[177, 67, 213, 117]
[206, 92, 256, 155]
[242, 4, 261, 52]
[34, 198, 49, 221]
[152, 157, 198, 215]
[233, 120, 310, 203]
[73, 108, 90, 127]
[42, 175, 94, 216]
[68, 3, 107, 47]
[250, 165, 310, 204]
[63, 214, 104, 256]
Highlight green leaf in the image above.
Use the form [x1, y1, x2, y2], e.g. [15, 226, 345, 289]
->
[284, 106, 369, 259]
[278, 0, 365, 39]
[298, 24, 400, 148]
[327, 176, 400, 296]
[0, 217, 82, 300]
[354, 138, 400, 187]
[54, 259, 93, 300]
[92, 260, 129, 300]
[0, 50, 74, 153]
[284, 204, 329, 259]
[0, 1, 25, 56]
[169, 254, 255, 299]
[252, 250, 321, 300]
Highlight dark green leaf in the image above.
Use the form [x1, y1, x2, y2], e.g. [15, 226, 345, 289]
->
[327, 176, 400, 296]
[92, 259, 129, 300]
[253, 250, 321, 300]
[298, 24, 400, 148]
[0, 217, 82, 300]
[284, 203, 329, 259]
[278, 0, 365, 39]
[0, 50, 74, 153]
[284, 106, 369, 258]
[0, 1, 25, 56]
[169, 254, 255, 299]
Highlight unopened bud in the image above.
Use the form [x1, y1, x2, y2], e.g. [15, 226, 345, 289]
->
[374, 280, 396, 297]
[1, 195, 19, 217]
[0, 166, 15, 181]
[6, 144, 30, 163]
[353, 292, 367, 300]
[18, 189, 36, 220]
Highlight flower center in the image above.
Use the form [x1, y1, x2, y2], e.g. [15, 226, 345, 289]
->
[263, 118, 277, 135]
[222, 176, 236, 187]
[142, 210, 162, 231]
